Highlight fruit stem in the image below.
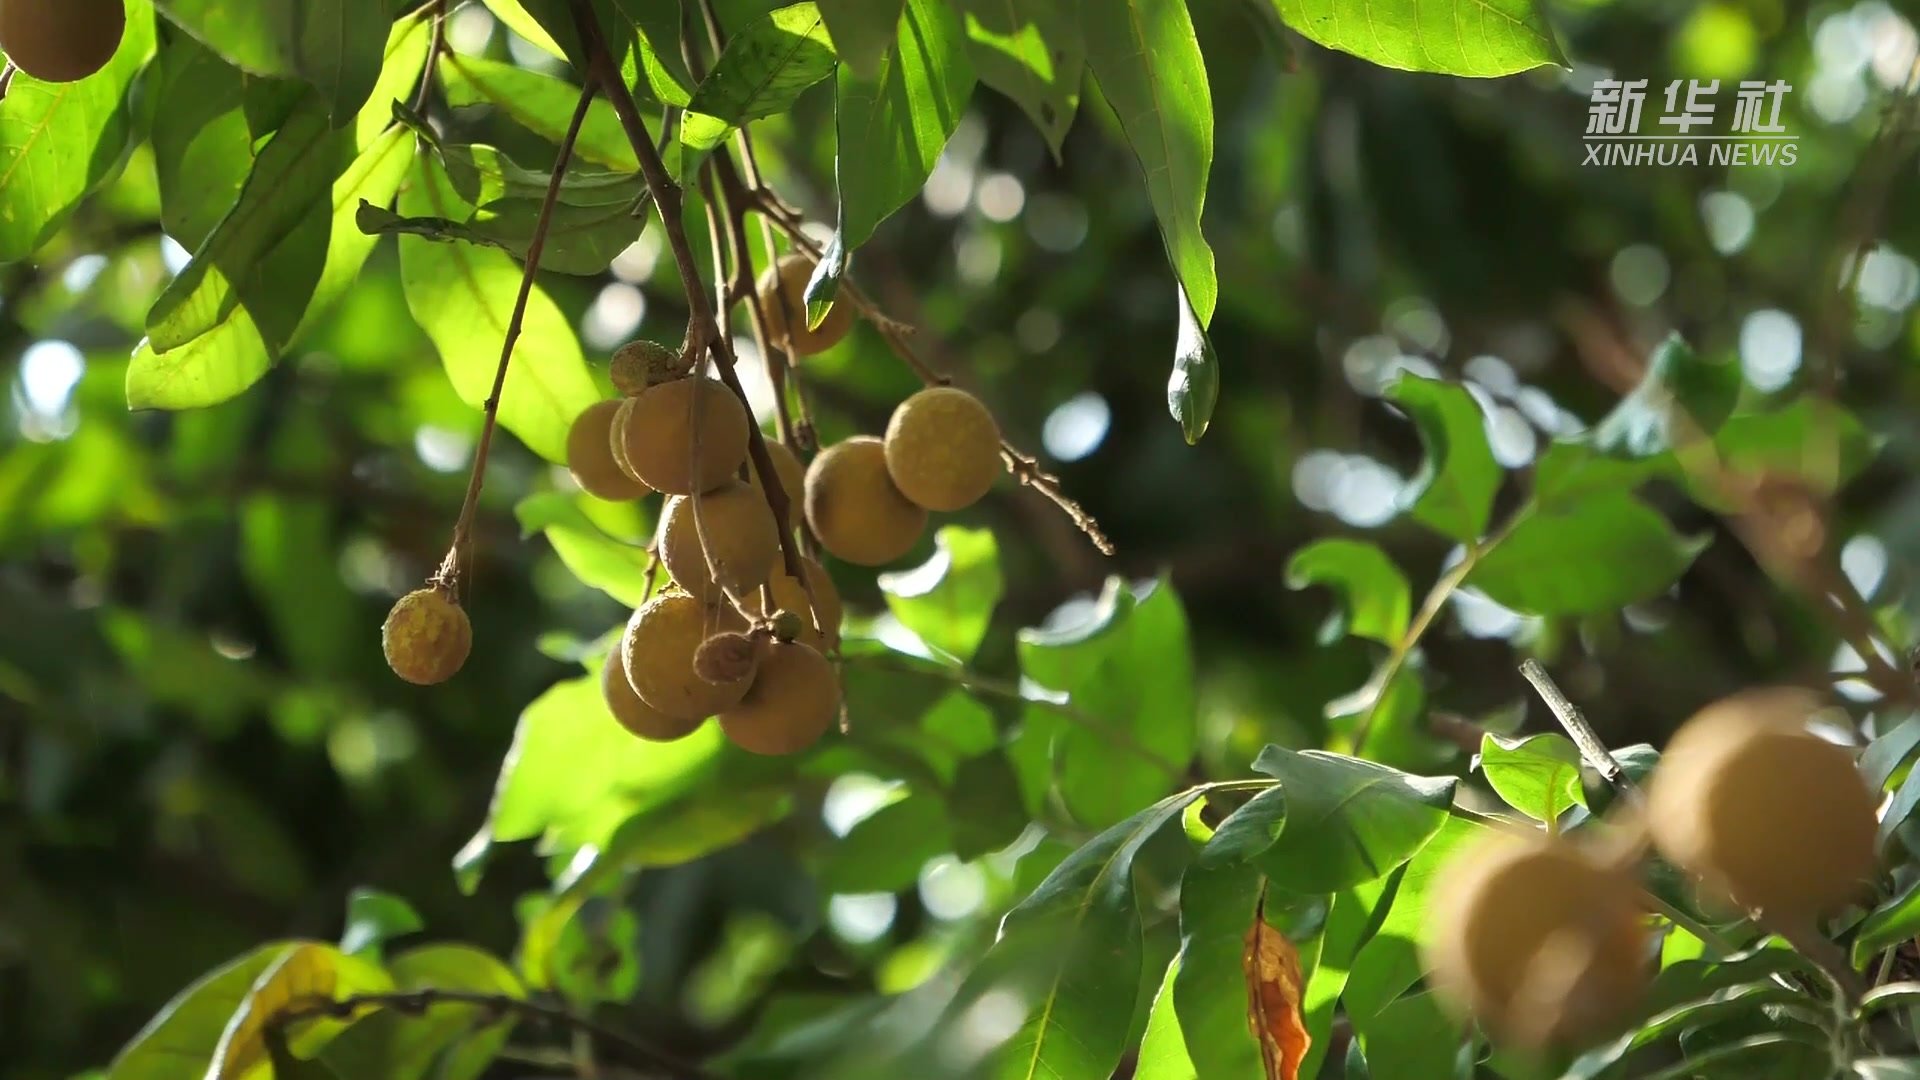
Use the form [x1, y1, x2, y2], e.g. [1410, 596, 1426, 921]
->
[1519, 659, 1640, 797]
[444, 78, 597, 596]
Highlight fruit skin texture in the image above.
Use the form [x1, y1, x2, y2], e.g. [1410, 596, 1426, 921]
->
[746, 555, 842, 650]
[567, 400, 650, 501]
[382, 587, 472, 685]
[1648, 687, 1879, 920]
[660, 480, 779, 601]
[610, 339, 682, 396]
[718, 641, 841, 755]
[1423, 831, 1648, 1050]
[602, 653, 703, 741]
[884, 387, 1002, 512]
[693, 631, 759, 685]
[0, 0, 124, 82]
[749, 440, 808, 513]
[622, 592, 751, 720]
[619, 376, 748, 495]
[804, 436, 927, 566]
[757, 253, 853, 357]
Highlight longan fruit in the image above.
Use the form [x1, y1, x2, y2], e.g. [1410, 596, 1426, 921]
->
[0, 0, 123, 83]
[757, 253, 853, 357]
[804, 436, 926, 566]
[659, 480, 779, 602]
[749, 440, 808, 510]
[1648, 688, 1879, 920]
[1423, 831, 1648, 1050]
[621, 592, 751, 721]
[718, 641, 840, 755]
[618, 376, 749, 496]
[693, 631, 759, 685]
[884, 387, 1002, 512]
[602, 651, 703, 742]
[610, 339, 683, 396]
[745, 555, 842, 651]
[609, 398, 644, 484]
[567, 400, 650, 501]
[382, 587, 472, 685]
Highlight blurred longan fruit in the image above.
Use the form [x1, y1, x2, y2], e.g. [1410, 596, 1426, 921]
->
[567, 400, 650, 501]
[382, 587, 472, 685]
[757, 253, 852, 357]
[660, 480, 779, 602]
[0, 0, 123, 83]
[804, 436, 926, 566]
[619, 376, 748, 495]
[602, 651, 703, 741]
[693, 631, 759, 685]
[884, 387, 1001, 512]
[718, 641, 840, 755]
[622, 592, 751, 721]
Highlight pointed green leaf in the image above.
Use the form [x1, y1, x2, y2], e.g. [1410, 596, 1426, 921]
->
[878, 526, 1003, 660]
[680, 3, 838, 157]
[1341, 814, 1489, 1021]
[1270, 0, 1566, 76]
[1136, 956, 1197, 1079]
[1170, 862, 1267, 1078]
[1286, 538, 1412, 646]
[803, 231, 848, 330]
[515, 494, 656, 606]
[1468, 492, 1709, 616]
[952, 0, 1081, 156]
[1862, 716, 1920, 792]
[819, 0, 907, 78]
[109, 945, 291, 1080]
[205, 942, 393, 1080]
[1477, 732, 1586, 823]
[439, 53, 639, 170]
[1388, 375, 1500, 542]
[1167, 284, 1218, 444]
[339, 889, 423, 959]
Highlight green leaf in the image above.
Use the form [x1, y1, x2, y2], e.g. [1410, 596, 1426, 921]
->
[819, 0, 906, 78]
[803, 232, 848, 329]
[833, 0, 975, 250]
[481, 0, 568, 58]
[878, 526, 1003, 660]
[1082, 0, 1215, 327]
[206, 942, 393, 1080]
[1167, 284, 1219, 444]
[598, 778, 793, 870]
[1340, 814, 1488, 1020]
[1568, 983, 1805, 1080]
[1467, 493, 1709, 616]
[1853, 877, 1920, 969]
[108, 944, 289, 1080]
[1531, 440, 1670, 508]
[320, 945, 523, 1080]
[1205, 747, 1455, 892]
[1352, 991, 1460, 1079]
[0, 0, 155, 262]
[339, 889, 424, 959]
[1295, 888, 1382, 1080]
[1270, 0, 1566, 76]
[1388, 376, 1500, 543]
[952, 0, 1081, 156]
[397, 152, 602, 464]
[503, 0, 691, 106]
[1593, 334, 1741, 461]
[439, 53, 639, 171]
[1170, 862, 1266, 1079]
[1477, 732, 1586, 823]
[148, 33, 258, 250]
[680, 3, 838, 157]
[156, 0, 392, 119]
[515, 493, 656, 605]
[1287, 538, 1412, 646]
[1883, 767, 1920, 853]
[1860, 983, 1920, 1022]
[1016, 577, 1194, 828]
[355, 202, 518, 256]
[1136, 956, 1197, 1080]
[819, 790, 951, 892]
[1862, 716, 1920, 791]
[1699, 397, 1882, 503]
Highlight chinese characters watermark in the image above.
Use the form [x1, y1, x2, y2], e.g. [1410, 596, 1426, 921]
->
[1584, 79, 1797, 167]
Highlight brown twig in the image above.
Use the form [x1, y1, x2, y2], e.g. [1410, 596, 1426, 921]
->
[0, 61, 15, 103]
[410, 0, 447, 112]
[437, 79, 596, 596]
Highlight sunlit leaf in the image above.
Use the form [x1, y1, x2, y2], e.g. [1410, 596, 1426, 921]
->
[818, 0, 906, 78]
[205, 942, 392, 1080]
[1477, 732, 1586, 823]
[1468, 493, 1709, 616]
[155, 0, 392, 119]
[952, 0, 1081, 155]
[320, 945, 523, 1080]
[515, 492, 656, 606]
[878, 526, 1003, 661]
[1286, 538, 1412, 646]
[439, 53, 639, 171]
[680, 3, 838, 158]
[1136, 957, 1198, 1079]
[1388, 375, 1499, 543]
[819, 790, 951, 892]
[1270, 0, 1566, 76]
[339, 889, 423, 959]
[149, 33, 258, 250]
[1167, 284, 1219, 444]
[109, 945, 290, 1080]
[1168, 862, 1266, 1079]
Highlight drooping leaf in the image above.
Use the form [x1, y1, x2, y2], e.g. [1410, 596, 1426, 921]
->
[952, 0, 1081, 156]
[803, 230, 849, 329]
[1467, 493, 1709, 616]
[501, 0, 691, 106]
[818, 790, 951, 892]
[1244, 887, 1311, 1080]
[205, 942, 393, 1080]
[1082, 0, 1215, 328]
[598, 777, 793, 870]
[108, 944, 290, 1080]
[1136, 957, 1199, 1079]
[155, 0, 392, 119]
[1294, 887, 1386, 1080]
[833, 0, 974, 250]
[148, 33, 258, 250]
[1169, 862, 1266, 1079]
[339, 889, 424, 959]
[680, 3, 838, 158]
[1270, 0, 1566, 77]
[438, 53, 639, 171]
[1286, 538, 1412, 647]
[1204, 747, 1455, 893]
[319, 945, 523, 1080]
[818, 0, 907, 78]
[396, 153, 602, 464]
[1477, 732, 1586, 823]
[0, 0, 156, 262]
[1388, 376, 1500, 543]
[1167, 284, 1219, 444]
[514, 493, 656, 606]
[878, 526, 1003, 660]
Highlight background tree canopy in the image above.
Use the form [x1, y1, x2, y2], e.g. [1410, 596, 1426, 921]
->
[3, 0, 1920, 1077]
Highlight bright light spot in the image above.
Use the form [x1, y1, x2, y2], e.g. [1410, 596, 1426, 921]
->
[1015, 308, 1061, 353]
[1041, 391, 1110, 461]
[583, 282, 646, 350]
[869, 611, 936, 659]
[1385, 298, 1448, 355]
[1342, 336, 1398, 396]
[338, 539, 405, 595]
[1291, 449, 1344, 512]
[828, 893, 897, 944]
[731, 338, 777, 422]
[413, 426, 471, 473]
[1808, 66, 1867, 124]
[1699, 191, 1755, 255]
[19, 340, 85, 419]
[822, 773, 904, 837]
[61, 254, 107, 293]
[209, 630, 256, 660]
[1464, 355, 1519, 398]
[446, 5, 495, 52]
[1453, 587, 1529, 639]
[1832, 639, 1897, 702]
[611, 231, 662, 283]
[1334, 457, 1404, 528]
[975, 173, 1025, 222]
[1039, 594, 1102, 636]
[922, 151, 975, 218]
[878, 545, 952, 599]
[919, 856, 987, 920]
[1025, 193, 1088, 253]
[1739, 309, 1802, 392]
[955, 231, 1001, 285]
[504, 30, 564, 73]
[1815, 9, 1871, 75]
[941, 989, 1026, 1071]
[160, 235, 192, 275]
[1609, 244, 1670, 307]
[1514, 386, 1582, 435]
[1271, 205, 1304, 255]
[1854, 245, 1920, 311]
[1866, 9, 1919, 88]
[1486, 406, 1538, 467]
[1842, 534, 1888, 599]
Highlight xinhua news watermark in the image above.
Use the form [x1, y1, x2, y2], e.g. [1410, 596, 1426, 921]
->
[1584, 79, 1798, 167]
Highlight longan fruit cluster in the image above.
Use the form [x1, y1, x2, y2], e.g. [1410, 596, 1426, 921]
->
[0, 0, 124, 83]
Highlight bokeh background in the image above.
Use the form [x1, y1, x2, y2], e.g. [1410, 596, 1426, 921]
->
[3, 0, 1918, 1074]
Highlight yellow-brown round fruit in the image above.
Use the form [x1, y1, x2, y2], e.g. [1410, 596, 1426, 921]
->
[567, 399, 650, 501]
[621, 593, 751, 720]
[619, 376, 749, 495]
[610, 339, 683, 396]
[659, 480, 779, 601]
[718, 641, 841, 755]
[381, 587, 472, 685]
[757, 253, 853, 357]
[1423, 832, 1648, 1050]
[804, 436, 927, 566]
[602, 652, 704, 741]
[884, 387, 1002, 512]
[746, 555, 842, 650]
[609, 398, 644, 483]
[0, 0, 124, 83]
[749, 440, 808, 511]
[1648, 687, 1879, 920]
[693, 631, 759, 685]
